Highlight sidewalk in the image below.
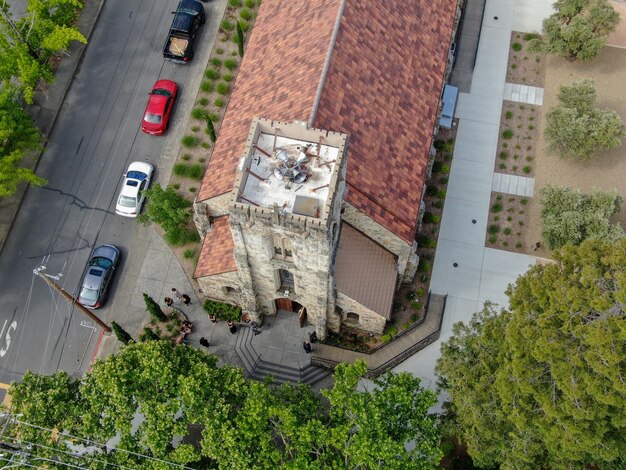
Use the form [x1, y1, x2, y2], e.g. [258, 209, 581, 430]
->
[389, 0, 555, 391]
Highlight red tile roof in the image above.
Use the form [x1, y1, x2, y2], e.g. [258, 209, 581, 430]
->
[197, 0, 342, 201]
[335, 224, 397, 319]
[194, 216, 237, 278]
[198, 0, 456, 244]
[313, 0, 456, 242]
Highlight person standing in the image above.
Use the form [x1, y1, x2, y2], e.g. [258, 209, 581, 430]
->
[164, 297, 174, 308]
[171, 288, 183, 302]
[208, 314, 218, 323]
[227, 320, 237, 334]
[199, 337, 210, 348]
[303, 340, 312, 353]
[182, 294, 192, 305]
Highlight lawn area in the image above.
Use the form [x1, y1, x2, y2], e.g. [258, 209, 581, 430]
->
[523, 46, 626, 256]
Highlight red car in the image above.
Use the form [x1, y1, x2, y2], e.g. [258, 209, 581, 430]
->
[141, 79, 178, 135]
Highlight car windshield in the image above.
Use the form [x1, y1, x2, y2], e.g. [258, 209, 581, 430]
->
[152, 88, 172, 97]
[89, 256, 113, 269]
[80, 286, 99, 302]
[127, 171, 147, 181]
[118, 195, 137, 208]
[144, 112, 162, 124]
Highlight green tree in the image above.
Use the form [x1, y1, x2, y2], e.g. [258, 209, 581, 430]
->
[323, 361, 442, 469]
[528, 0, 619, 61]
[437, 239, 626, 469]
[0, 0, 86, 103]
[111, 320, 133, 345]
[206, 115, 216, 142]
[236, 20, 244, 57]
[143, 292, 167, 322]
[540, 185, 624, 249]
[544, 79, 624, 160]
[138, 184, 199, 246]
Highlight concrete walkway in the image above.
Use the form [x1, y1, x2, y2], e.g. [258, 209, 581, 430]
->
[390, 0, 556, 390]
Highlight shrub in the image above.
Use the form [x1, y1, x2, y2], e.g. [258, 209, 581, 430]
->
[224, 59, 238, 70]
[214, 97, 225, 107]
[205, 68, 220, 80]
[416, 287, 425, 297]
[426, 239, 437, 249]
[406, 290, 416, 300]
[221, 19, 235, 32]
[411, 300, 421, 311]
[143, 328, 160, 341]
[203, 299, 241, 321]
[216, 82, 230, 95]
[188, 164, 204, 180]
[198, 97, 209, 106]
[181, 135, 199, 148]
[523, 165, 532, 174]
[418, 259, 431, 272]
[491, 202, 503, 213]
[440, 165, 450, 175]
[512, 42, 522, 51]
[505, 111, 513, 119]
[520, 198, 528, 205]
[189, 187, 196, 193]
[201, 142, 210, 149]
[426, 185, 438, 196]
[245, 0, 256, 6]
[524, 32, 539, 41]
[433, 200, 443, 209]
[215, 48, 224, 54]
[488, 235, 498, 244]
[503, 129, 514, 139]
[488, 224, 500, 234]
[499, 151, 508, 160]
[437, 190, 446, 199]
[191, 107, 208, 120]
[182, 154, 191, 161]
[223, 73, 234, 82]
[439, 176, 448, 185]
[143, 293, 166, 322]
[423, 212, 434, 223]
[494, 216, 500, 222]
[411, 313, 418, 322]
[499, 163, 506, 170]
[229, 0, 242, 6]
[200, 80, 214, 93]
[432, 214, 441, 224]
[432, 161, 442, 173]
[210, 57, 222, 67]
[503, 227, 512, 235]
[240, 8, 251, 20]
[191, 126, 199, 132]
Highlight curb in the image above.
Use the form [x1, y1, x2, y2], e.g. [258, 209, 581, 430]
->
[0, 0, 107, 256]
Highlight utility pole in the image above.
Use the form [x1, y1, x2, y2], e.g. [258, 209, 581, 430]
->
[33, 266, 111, 333]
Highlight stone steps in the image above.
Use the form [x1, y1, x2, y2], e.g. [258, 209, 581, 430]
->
[234, 324, 330, 385]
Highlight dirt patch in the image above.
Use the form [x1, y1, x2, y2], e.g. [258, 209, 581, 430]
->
[523, 46, 626, 258]
[485, 192, 530, 252]
[506, 31, 545, 87]
[495, 101, 540, 177]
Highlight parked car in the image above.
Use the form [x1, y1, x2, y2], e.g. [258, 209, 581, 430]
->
[141, 79, 178, 135]
[78, 245, 121, 309]
[163, 0, 206, 63]
[115, 161, 154, 217]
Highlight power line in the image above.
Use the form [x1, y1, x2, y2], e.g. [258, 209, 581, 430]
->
[1, 415, 194, 469]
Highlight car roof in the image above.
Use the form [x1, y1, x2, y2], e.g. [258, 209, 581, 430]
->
[146, 94, 168, 115]
[83, 266, 106, 290]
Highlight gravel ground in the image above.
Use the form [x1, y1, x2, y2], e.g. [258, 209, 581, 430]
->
[523, 46, 626, 257]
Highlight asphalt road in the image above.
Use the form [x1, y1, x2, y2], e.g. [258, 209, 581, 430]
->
[0, 0, 206, 385]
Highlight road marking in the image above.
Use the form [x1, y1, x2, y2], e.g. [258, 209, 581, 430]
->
[0, 321, 17, 357]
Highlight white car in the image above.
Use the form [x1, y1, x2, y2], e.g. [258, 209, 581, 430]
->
[115, 161, 154, 217]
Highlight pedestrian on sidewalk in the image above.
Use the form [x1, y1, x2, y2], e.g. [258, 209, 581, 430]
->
[164, 297, 174, 308]
[199, 337, 210, 348]
[182, 294, 192, 305]
[208, 314, 218, 323]
[227, 320, 237, 334]
[303, 340, 312, 353]
[171, 287, 183, 302]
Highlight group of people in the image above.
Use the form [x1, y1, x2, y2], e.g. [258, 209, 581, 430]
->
[164, 287, 191, 308]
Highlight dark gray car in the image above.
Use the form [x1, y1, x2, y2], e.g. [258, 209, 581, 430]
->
[78, 244, 121, 309]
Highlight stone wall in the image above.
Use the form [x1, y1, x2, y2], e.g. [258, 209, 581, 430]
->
[196, 271, 243, 306]
[335, 291, 387, 335]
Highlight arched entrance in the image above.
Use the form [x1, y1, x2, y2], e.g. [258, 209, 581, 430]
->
[274, 299, 307, 327]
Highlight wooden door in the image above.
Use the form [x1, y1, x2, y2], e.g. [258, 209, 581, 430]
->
[275, 298, 293, 311]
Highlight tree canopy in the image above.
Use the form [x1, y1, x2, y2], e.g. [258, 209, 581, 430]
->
[528, 0, 619, 61]
[540, 185, 625, 249]
[4, 342, 443, 469]
[544, 79, 624, 160]
[437, 239, 626, 470]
